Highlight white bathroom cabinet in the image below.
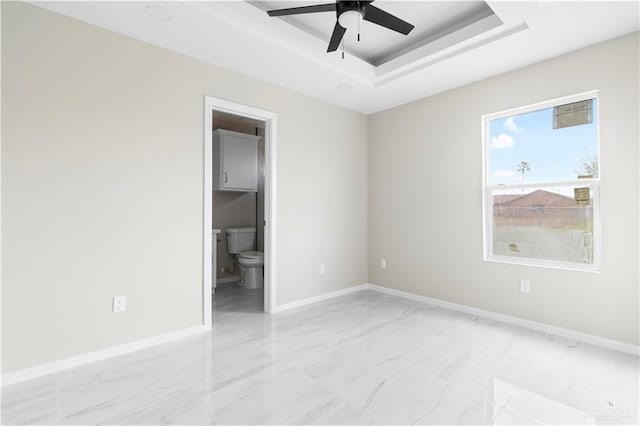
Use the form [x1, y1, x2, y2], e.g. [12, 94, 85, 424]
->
[213, 129, 259, 192]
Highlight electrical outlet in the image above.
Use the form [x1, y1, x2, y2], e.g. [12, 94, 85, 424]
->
[320, 263, 326, 274]
[380, 259, 386, 269]
[520, 280, 530, 294]
[112, 296, 126, 313]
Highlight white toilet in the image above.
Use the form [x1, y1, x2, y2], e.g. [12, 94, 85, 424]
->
[226, 227, 264, 289]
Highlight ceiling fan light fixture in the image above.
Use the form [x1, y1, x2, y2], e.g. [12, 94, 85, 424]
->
[338, 10, 363, 31]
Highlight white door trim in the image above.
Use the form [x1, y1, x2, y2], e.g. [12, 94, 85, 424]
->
[203, 97, 277, 324]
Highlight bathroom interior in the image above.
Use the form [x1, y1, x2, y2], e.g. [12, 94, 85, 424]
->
[212, 110, 266, 314]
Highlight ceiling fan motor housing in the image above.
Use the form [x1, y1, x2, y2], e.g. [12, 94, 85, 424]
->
[336, 1, 370, 21]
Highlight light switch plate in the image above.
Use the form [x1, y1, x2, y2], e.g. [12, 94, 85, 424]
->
[113, 296, 126, 313]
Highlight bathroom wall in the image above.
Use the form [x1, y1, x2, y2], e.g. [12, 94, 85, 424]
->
[2, 2, 368, 374]
[212, 115, 262, 281]
[368, 32, 639, 346]
[257, 128, 266, 253]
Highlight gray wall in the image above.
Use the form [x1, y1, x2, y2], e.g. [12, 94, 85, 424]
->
[1, 2, 368, 373]
[368, 32, 639, 346]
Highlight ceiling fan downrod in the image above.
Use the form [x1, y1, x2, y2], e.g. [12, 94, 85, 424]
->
[357, 2, 361, 42]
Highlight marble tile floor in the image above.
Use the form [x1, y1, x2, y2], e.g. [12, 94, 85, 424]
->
[1, 289, 638, 425]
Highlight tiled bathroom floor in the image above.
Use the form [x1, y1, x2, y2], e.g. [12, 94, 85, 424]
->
[1, 289, 638, 425]
[213, 281, 264, 315]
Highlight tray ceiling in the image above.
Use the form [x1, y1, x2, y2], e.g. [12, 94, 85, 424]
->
[28, 1, 640, 114]
[252, 1, 496, 66]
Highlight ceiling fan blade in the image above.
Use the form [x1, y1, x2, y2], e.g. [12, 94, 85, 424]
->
[363, 4, 414, 35]
[327, 21, 346, 52]
[267, 3, 336, 17]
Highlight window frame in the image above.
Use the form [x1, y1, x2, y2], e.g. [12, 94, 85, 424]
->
[482, 91, 601, 272]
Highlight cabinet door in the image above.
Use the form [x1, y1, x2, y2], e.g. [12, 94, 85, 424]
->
[221, 134, 258, 191]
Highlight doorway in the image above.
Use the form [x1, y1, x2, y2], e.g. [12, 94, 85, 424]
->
[203, 97, 277, 326]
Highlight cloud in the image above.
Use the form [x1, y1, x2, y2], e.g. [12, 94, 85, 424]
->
[491, 133, 515, 149]
[504, 117, 521, 132]
[495, 170, 516, 177]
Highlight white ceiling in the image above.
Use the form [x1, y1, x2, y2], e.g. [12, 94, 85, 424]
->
[30, 1, 639, 115]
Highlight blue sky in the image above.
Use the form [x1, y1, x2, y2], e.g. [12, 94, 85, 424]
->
[488, 99, 598, 185]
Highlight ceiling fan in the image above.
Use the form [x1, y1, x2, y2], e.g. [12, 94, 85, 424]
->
[266, 1, 415, 54]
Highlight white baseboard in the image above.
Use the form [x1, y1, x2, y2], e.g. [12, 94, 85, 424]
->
[273, 284, 369, 313]
[216, 275, 241, 285]
[367, 283, 639, 356]
[5, 283, 635, 387]
[2, 325, 210, 386]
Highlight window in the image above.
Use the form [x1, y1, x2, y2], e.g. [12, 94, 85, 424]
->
[483, 92, 600, 271]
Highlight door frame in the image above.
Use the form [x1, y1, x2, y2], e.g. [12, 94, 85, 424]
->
[203, 96, 277, 325]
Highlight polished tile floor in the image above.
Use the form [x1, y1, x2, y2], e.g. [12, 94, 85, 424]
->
[2, 285, 638, 425]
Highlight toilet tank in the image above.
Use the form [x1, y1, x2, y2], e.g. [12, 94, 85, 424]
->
[226, 227, 256, 254]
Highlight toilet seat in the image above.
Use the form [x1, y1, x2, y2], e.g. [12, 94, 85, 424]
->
[239, 251, 263, 260]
